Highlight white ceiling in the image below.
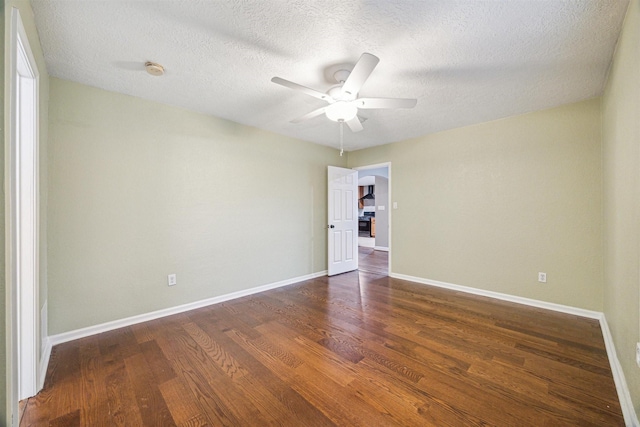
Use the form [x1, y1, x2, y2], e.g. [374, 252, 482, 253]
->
[31, 0, 629, 152]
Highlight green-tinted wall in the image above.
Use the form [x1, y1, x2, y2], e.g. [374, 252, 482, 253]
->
[348, 99, 603, 311]
[48, 78, 345, 334]
[602, 0, 640, 415]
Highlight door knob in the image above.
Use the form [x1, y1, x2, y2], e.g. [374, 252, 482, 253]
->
[328, 225, 335, 228]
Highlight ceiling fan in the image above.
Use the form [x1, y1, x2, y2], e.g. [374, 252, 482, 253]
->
[271, 53, 417, 132]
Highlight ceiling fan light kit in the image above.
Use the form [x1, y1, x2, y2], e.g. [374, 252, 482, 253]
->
[325, 101, 358, 122]
[271, 52, 417, 138]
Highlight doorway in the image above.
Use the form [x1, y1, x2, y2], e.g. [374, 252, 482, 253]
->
[8, 7, 41, 419]
[355, 163, 391, 275]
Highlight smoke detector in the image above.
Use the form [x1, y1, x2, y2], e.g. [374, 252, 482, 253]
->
[145, 61, 164, 76]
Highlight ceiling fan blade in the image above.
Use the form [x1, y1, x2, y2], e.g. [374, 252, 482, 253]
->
[341, 53, 380, 99]
[291, 106, 328, 123]
[271, 77, 332, 102]
[345, 116, 364, 133]
[356, 98, 417, 109]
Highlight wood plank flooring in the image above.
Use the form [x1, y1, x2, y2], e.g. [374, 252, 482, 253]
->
[22, 263, 624, 426]
[358, 246, 388, 276]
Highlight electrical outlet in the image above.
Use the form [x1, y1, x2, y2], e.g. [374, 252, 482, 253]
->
[393, 202, 398, 209]
[168, 274, 177, 287]
[636, 342, 640, 368]
[538, 272, 547, 283]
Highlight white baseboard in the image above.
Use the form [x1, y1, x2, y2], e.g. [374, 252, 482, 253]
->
[374, 246, 389, 252]
[48, 270, 327, 347]
[599, 315, 640, 427]
[38, 300, 51, 392]
[389, 273, 602, 318]
[390, 272, 638, 425]
[38, 337, 51, 391]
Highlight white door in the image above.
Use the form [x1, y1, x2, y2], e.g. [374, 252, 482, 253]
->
[327, 166, 358, 276]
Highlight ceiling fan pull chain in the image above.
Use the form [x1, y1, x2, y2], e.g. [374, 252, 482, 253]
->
[339, 120, 344, 156]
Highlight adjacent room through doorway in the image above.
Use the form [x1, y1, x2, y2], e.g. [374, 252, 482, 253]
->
[356, 164, 390, 275]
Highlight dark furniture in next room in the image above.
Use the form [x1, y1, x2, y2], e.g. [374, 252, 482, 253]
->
[358, 212, 376, 237]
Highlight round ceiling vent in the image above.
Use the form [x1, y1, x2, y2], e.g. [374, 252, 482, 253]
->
[145, 61, 164, 76]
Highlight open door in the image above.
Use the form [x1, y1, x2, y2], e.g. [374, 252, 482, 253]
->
[327, 166, 358, 276]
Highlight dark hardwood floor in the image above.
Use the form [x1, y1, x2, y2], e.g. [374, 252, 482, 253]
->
[22, 262, 624, 426]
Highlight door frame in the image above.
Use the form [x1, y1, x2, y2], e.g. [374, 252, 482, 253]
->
[6, 6, 41, 421]
[353, 162, 392, 274]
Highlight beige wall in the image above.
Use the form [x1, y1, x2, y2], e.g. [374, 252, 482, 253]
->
[3, 0, 49, 424]
[348, 99, 603, 311]
[602, 0, 640, 414]
[48, 78, 345, 335]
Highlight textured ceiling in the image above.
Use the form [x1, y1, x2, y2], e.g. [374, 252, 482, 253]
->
[31, 0, 629, 151]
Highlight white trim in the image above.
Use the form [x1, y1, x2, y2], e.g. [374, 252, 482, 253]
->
[374, 246, 389, 252]
[38, 301, 50, 390]
[353, 162, 391, 171]
[390, 273, 602, 318]
[48, 271, 327, 346]
[390, 272, 639, 424]
[599, 315, 640, 427]
[38, 337, 51, 391]
[7, 8, 41, 423]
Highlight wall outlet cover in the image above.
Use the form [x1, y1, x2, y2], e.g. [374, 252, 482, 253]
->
[168, 274, 177, 286]
[636, 342, 640, 368]
[538, 272, 547, 283]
